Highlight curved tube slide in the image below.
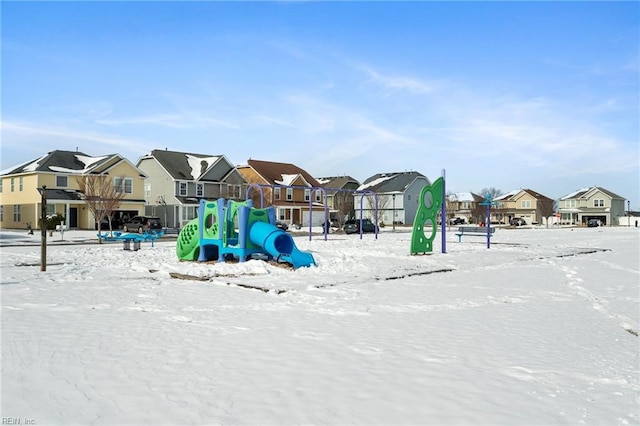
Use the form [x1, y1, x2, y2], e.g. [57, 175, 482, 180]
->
[249, 221, 316, 269]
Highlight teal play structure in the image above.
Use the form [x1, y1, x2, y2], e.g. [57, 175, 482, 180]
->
[176, 198, 316, 269]
[410, 177, 445, 255]
[97, 230, 164, 248]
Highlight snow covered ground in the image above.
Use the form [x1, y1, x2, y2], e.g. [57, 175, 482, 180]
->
[1, 226, 638, 425]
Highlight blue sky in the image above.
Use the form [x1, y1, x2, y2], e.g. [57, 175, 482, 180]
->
[2, 2, 639, 209]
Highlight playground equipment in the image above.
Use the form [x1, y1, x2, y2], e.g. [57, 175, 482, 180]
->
[410, 177, 444, 255]
[97, 230, 164, 250]
[479, 193, 497, 249]
[176, 198, 316, 269]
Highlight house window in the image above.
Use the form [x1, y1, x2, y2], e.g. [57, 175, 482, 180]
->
[19, 177, 23, 191]
[274, 187, 281, 200]
[56, 175, 68, 187]
[114, 177, 133, 194]
[179, 182, 187, 196]
[13, 205, 21, 222]
[565, 200, 576, 208]
[593, 199, 604, 207]
[0, 179, 3, 193]
[182, 206, 197, 221]
[0, 205, 3, 221]
[315, 191, 322, 202]
[521, 200, 531, 209]
[144, 183, 151, 197]
[304, 189, 310, 202]
[10, 178, 14, 192]
[46, 204, 56, 215]
[196, 183, 204, 197]
[227, 184, 240, 199]
[286, 188, 293, 201]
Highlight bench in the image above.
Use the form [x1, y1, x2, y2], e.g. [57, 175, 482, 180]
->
[455, 226, 495, 242]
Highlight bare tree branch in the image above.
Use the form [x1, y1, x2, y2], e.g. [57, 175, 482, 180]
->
[76, 174, 126, 243]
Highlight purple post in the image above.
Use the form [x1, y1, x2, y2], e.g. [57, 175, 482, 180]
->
[441, 169, 446, 254]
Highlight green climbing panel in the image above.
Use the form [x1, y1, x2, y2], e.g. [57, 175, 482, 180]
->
[410, 177, 444, 255]
[176, 218, 200, 260]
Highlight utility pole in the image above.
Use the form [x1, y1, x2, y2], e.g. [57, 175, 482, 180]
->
[392, 194, 396, 231]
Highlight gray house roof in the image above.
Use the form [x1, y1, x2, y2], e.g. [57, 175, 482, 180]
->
[316, 176, 360, 195]
[139, 149, 231, 181]
[450, 192, 484, 202]
[560, 186, 625, 200]
[358, 171, 429, 193]
[1, 150, 128, 176]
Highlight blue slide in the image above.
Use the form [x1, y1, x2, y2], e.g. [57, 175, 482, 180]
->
[248, 221, 316, 269]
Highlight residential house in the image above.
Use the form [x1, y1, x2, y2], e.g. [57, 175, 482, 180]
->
[0, 150, 146, 230]
[558, 187, 626, 226]
[493, 189, 555, 225]
[447, 192, 484, 223]
[136, 149, 248, 228]
[355, 171, 431, 226]
[315, 175, 360, 226]
[236, 159, 326, 227]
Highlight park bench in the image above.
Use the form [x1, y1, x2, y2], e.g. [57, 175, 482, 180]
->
[455, 226, 495, 242]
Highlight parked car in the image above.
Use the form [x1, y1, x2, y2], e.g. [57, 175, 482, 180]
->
[343, 218, 378, 234]
[449, 217, 465, 225]
[587, 219, 602, 227]
[276, 221, 289, 231]
[510, 217, 527, 226]
[122, 216, 162, 233]
[96, 217, 121, 230]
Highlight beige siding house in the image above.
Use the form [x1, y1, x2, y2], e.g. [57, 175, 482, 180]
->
[494, 189, 554, 225]
[136, 149, 247, 228]
[0, 150, 146, 230]
[558, 187, 626, 226]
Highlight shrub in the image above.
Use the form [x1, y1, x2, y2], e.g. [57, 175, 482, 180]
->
[46, 213, 65, 231]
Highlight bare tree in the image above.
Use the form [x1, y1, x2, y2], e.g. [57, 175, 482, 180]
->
[479, 187, 503, 201]
[243, 174, 273, 208]
[445, 191, 458, 229]
[538, 198, 555, 228]
[364, 191, 391, 225]
[477, 187, 504, 225]
[332, 190, 354, 229]
[76, 174, 126, 243]
[470, 203, 486, 225]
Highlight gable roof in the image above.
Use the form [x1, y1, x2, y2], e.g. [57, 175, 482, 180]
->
[317, 175, 360, 188]
[315, 176, 360, 196]
[517, 189, 553, 201]
[561, 186, 625, 201]
[559, 187, 591, 200]
[1, 150, 122, 176]
[584, 186, 625, 200]
[493, 189, 520, 201]
[450, 192, 484, 202]
[244, 159, 322, 188]
[139, 149, 229, 181]
[358, 171, 429, 193]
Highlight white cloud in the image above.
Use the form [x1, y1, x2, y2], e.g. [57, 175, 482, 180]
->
[355, 63, 435, 95]
[95, 113, 240, 130]
[1, 120, 155, 165]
